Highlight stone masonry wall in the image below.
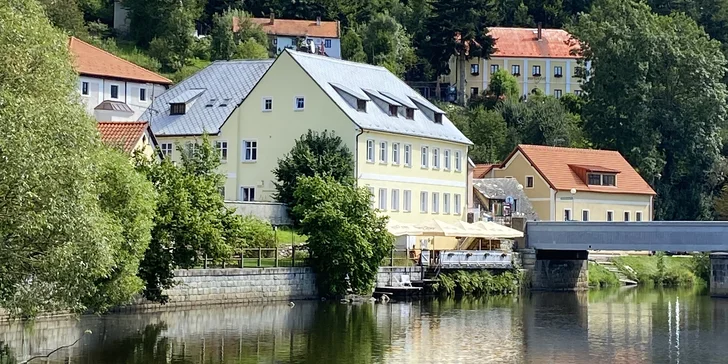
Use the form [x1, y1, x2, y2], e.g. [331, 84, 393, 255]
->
[531, 259, 588, 291]
[710, 253, 728, 297]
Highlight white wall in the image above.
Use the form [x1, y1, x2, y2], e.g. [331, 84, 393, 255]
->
[78, 76, 167, 121]
[274, 36, 341, 59]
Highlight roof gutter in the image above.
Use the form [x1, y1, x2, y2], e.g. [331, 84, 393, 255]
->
[354, 128, 364, 187]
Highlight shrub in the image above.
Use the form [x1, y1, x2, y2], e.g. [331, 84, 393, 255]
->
[588, 262, 619, 287]
[432, 270, 519, 296]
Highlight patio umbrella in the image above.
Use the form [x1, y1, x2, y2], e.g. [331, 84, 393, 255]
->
[386, 220, 423, 236]
[470, 221, 524, 239]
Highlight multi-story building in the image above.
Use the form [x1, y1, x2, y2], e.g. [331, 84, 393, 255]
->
[479, 145, 656, 222]
[69, 37, 172, 121]
[249, 14, 342, 59]
[442, 26, 589, 102]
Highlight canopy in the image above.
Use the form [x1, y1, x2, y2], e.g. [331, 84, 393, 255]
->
[387, 219, 523, 239]
[386, 220, 422, 236]
[469, 221, 524, 239]
[413, 219, 468, 237]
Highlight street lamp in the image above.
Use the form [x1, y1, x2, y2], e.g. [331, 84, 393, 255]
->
[570, 188, 577, 221]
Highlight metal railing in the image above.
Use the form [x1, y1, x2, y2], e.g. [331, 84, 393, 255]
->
[200, 246, 310, 269]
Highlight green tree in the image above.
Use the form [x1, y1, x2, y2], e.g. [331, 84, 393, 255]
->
[498, 95, 582, 148]
[449, 106, 509, 163]
[359, 12, 417, 77]
[487, 69, 520, 100]
[38, 0, 88, 36]
[211, 9, 269, 60]
[571, 0, 728, 220]
[272, 130, 355, 223]
[293, 176, 393, 296]
[341, 28, 367, 62]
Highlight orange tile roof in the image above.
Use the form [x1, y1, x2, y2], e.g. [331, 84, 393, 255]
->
[97, 121, 151, 154]
[473, 164, 496, 178]
[249, 17, 339, 38]
[488, 27, 579, 59]
[503, 145, 656, 195]
[68, 37, 173, 85]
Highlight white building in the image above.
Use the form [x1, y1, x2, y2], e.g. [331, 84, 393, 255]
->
[249, 15, 342, 59]
[69, 37, 172, 121]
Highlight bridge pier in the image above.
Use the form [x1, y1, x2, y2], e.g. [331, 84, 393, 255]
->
[710, 253, 728, 297]
[530, 250, 589, 291]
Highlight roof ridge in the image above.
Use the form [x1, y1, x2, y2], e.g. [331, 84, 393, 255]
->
[252, 17, 338, 23]
[211, 59, 275, 65]
[489, 26, 569, 31]
[70, 36, 173, 84]
[287, 49, 388, 72]
[519, 144, 620, 153]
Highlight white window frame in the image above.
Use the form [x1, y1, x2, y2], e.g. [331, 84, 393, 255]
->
[262, 97, 273, 112]
[454, 194, 462, 215]
[240, 186, 256, 201]
[379, 141, 388, 164]
[636, 211, 643, 222]
[624, 211, 631, 222]
[554, 89, 563, 98]
[325, 39, 332, 48]
[432, 192, 440, 214]
[420, 191, 428, 213]
[215, 140, 228, 162]
[242, 140, 258, 162]
[443, 193, 451, 214]
[404, 144, 412, 167]
[564, 208, 572, 221]
[160, 142, 173, 158]
[366, 139, 375, 163]
[368, 186, 375, 208]
[532, 65, 541, 76]
[421, 146, 429, 168]
[455, 151, 462, 172]
[294, 96, 305, 110]
[391, 189, 400, 211]
[554, 66, 563, 77]
[82, 81, 89, 95]
[606, 210, 614, 222]
[525, 175, 534, 189]
[392, 143, 400, 165]
[378, 188, 387, 210]
[444, 149, 451, 171]
[432, 148, 440, 170]
[110, 84, 120, 99]
[403, 190, 412, 212]
[582, 209, 590, 222]
[511, 64, 520, 75]
[490, 64, 498, 74]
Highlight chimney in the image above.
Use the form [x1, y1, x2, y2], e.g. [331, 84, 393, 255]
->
[537, 22, 542, 40]
[269, 13, 275, 25]
[316, 16, 321, 26]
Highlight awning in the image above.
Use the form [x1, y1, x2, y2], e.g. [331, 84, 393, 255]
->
[386, 220, 422, 236]
[469, 221, 524, 239]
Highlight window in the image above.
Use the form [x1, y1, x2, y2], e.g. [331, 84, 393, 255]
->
[391, 189, 400, 211]
[140, 88, 147, 101]
[420, 191, 428, 213]
[636, 211, 643, 222]
[574, 90, 583, 96]
[325, 39, 332, 48]
[587, 173, 616, 186]
[186, 142, 201, 156]
[219, 98, 230, 107]
[444, 149, 451, 170]
[434, 113, 443, 124]
[554, 89, 562, 98]
[82, 82, 89, 95]
[490, 64, 499, 74]
[389, 105, 398, 116]
[366, 140, 375, 162]
[406, 108, 415, 119]
[243, 140, 257, 161]
[421, 146, 429, 168]
[454, 194, 462, 215]
[606, 211, 614, 222]
[532, 65, 541, 76]
[110, 85, 119, 99]
[588, 173, 601, 185]
[455, 151, 462, 172]
[470, 64, 480, 75]
[170, 103, 185, 115]
[404, 144, 412, 167]
[368, 187, 375, 208]
[392, 143, 400, 165]
[262, 97, 273, 111]
[432, 148, 440, 169]
[357, 99, 367, 111]
[564, 209, 572, 221]
[470, 87, 479, 97]
[378, 188, 387, 210]
[403, 190, 412, 212]
[554, 66, 563, 77]
[624, 211, 630, 222]
[582, 210, 590, 222]
[241, 187, 255, 201]
[160, 143, 173, 158]
[294, 96, 305, 110]
[219, 186, 226, 198]
[215, 141, 228, 162]
[511, 65, 521, 76]
[379, 141, 388, 163]
[602, 174, 616, 186]
[444, 193, 451, 214]
[432, 193, 440, 213]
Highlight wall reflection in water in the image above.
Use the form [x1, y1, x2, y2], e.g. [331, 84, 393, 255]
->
[0, 288, 727, 364]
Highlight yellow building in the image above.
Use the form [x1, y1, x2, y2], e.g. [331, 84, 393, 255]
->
[480, 145, 656, 222]
[97, 121, 160, 160]
[143, 50, 471, 224]
[442, 26, 588, 102]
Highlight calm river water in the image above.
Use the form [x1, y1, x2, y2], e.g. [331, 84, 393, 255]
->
[1, 288, 727, 363]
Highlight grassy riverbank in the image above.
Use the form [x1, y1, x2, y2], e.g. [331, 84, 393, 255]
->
[612, 254, 704, 287]
[588, 262, 620, 287]
[432, 270, 521, 296]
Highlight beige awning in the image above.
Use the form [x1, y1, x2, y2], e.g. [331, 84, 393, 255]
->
[469, 221, 524, 239]
[386, 220, 422, 236]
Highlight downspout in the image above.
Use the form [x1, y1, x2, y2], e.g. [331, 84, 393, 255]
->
[124, 81, 128, 104]
[650, 195, 654, 221]
[354, 128, 364, 187]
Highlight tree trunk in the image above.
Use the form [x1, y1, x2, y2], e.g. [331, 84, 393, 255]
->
[458, 52, 466, 106]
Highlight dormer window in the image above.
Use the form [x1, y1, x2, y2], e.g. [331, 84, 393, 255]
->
[406, 108, 415, 119]
[389, 105, 398, 116]
[357, 99, 367, 112]
[434, 113, 443, 124]
[170, 103, 186, 115]
[587, 173, 616, 186]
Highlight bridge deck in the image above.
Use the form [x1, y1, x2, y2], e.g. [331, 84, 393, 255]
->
[526, 221, 728, 251]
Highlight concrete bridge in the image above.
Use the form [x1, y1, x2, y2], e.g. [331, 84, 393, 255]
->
[522, 221, 728, 296]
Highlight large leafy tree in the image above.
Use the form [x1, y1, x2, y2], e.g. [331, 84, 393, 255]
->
[293, 176, 393, 296]
[272, 130, 355, 223]
[571, 0, 728, 220]
[210, 9, 269, 60]
[359, 12, 417, 77]
[449, 106, 509, 163]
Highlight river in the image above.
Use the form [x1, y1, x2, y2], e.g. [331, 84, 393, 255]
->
[1, 288, 727, 363]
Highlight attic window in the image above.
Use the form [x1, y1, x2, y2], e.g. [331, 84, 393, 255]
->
[587, 173, 616, 186]
[219, 98, 231, 107]
[357, 99, 367, 112]
[434, 113, 443, 124]
[170, 103, 186, 115]
[205, 99, 217, 107]
[406, 108, 415, 119]
[389, 105, 398, 116]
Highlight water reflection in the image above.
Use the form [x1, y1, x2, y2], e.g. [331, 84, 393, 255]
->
[0, 288, 727, 363]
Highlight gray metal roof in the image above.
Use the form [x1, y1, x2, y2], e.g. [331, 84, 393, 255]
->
[288, 50, 472, 145]
[141, 60, 273, 136]
[95, 100, 133, 113]
[473, 178, 538, 220]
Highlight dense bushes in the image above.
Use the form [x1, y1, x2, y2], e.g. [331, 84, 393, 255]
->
[432, 270, 520, 296]
[587, 262, 619, 287]
[613, 254, 702, 287]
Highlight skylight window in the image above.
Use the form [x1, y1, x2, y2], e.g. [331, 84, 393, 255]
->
[219, 98, 231, 107]
[205, 99, 217, 107]
[357, 99, 367, 112]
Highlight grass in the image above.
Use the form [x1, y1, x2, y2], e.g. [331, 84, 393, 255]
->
[275, 227, 307, 245]
[588, 262, 620, 287]
[612, 255, 702, 287]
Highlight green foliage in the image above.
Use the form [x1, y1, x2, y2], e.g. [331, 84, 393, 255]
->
[714, 185, 728, 220]
[124, 0, 203, 47]
[613, 255, 700, 287]
[487, 69, 520, 100]
[341, 28, 367, 62]
[432, 270, 519, 296]
[38, 0, 88, 37]
[211, 9, 269, 61]
[359, 12, 417, 77]
[498, 95, 583, 148]
[588, 262, 619, 287]
[237, 216, 276, 250]
[91, 38, 163, 73]
[272, 130, 355, 223]
[571, 0, 728, 220]
[293, 176, 394, 297]
[235, 38, 270, 59]
[692, 253, 711, 284]
[449, 106, 509, 163]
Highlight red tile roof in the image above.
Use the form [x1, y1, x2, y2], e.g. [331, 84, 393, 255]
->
[248, 18, 339, 38]
[97, 121, 151, 154]
[502, 145, 656, 195]
[68, 37, 173, 85]
[474, 164, 496, 178]
[488, 27, 579, 59]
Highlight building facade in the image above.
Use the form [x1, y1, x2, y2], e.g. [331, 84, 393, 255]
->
[97, 121, 160, 160]
[480, 145, 656, 222]
[250, 15, 342, 59]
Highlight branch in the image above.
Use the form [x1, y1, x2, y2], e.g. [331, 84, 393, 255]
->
[20, 330, 91, 364]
